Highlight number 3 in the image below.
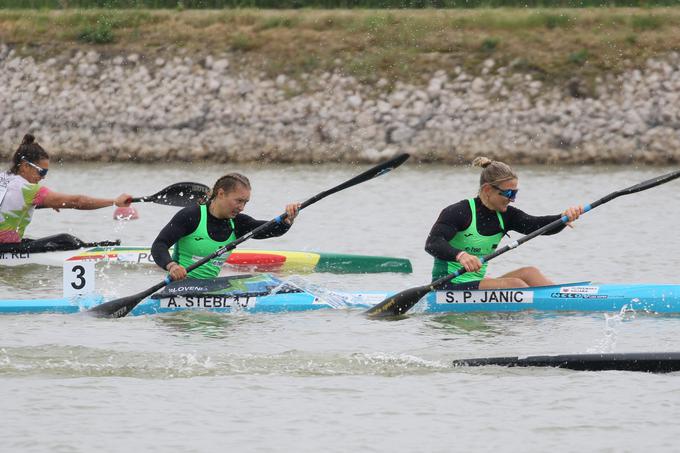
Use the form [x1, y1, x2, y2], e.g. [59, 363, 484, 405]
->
[71, 265, 86, 290]
[63, 261, 95, 297]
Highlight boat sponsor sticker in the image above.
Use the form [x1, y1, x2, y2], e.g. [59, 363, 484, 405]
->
[159, 295, 256, 309]
[435, 290, 534, 304]
[550, 286, 608, 299]
[558, 286, 599, 295]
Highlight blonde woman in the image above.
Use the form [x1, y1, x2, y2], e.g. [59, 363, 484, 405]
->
[425, 157, 583, 290]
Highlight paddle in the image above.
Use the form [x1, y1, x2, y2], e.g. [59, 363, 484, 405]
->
[131, 182, 209, 207]
[452, 352, 680, 373]
[365, 168, 680, 318]
[88, 153, 410, 318]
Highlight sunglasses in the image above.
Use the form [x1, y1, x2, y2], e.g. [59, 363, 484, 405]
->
[490, 184, 518, 200]
[23, 159, 48, 177]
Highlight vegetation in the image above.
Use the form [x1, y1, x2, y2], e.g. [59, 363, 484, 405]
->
[0, 8, 678, 87]
[1, 0, 679, 8]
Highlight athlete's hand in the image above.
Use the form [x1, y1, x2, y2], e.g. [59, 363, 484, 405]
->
[457, 252, 483, 272]
[562, 205, 584, 228]
[115, 193, 133, 207]
[283, 202, 301, 225]
[166, 262, 187, 281]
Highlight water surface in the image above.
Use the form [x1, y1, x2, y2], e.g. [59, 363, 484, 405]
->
[2, 162, 680, 452]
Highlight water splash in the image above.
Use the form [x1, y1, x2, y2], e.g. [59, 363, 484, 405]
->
[271, 276, 352, 309]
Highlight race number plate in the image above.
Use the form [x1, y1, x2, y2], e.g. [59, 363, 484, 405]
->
[63, 261, 95, 298]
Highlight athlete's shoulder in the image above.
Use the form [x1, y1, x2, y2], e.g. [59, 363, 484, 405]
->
[442, 198, 471, 211]
[436, 199, 473, 226]
[172, 204, 201, 222]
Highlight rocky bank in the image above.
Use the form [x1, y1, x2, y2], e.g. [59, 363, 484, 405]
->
[1, 44, 679, 165]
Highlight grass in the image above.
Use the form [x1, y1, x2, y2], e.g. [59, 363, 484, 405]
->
[1, 0, 679, 7]
[0, 8, 679, 86]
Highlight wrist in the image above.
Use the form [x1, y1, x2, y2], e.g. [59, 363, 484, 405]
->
[166, 262, 178, 271]
[455, 251, 465, 261]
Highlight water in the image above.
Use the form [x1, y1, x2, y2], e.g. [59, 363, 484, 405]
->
[1, 162, 680, 452]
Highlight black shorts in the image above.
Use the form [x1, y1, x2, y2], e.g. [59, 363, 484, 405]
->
[438, 280, 481, 291]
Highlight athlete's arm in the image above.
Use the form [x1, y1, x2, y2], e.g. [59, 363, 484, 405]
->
[504, 206, 565, 235]
[41, 192, 131, 210]
[425, 201, 472, 261]
[234, 213, 292, 239]
[151, 206, 201, 272]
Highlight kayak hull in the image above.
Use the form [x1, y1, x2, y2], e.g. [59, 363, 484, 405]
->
[1, 245, 412, 274]
[2, 283, 680, 316]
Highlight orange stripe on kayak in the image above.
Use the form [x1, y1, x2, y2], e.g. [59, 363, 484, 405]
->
[67, 253, 119, 261]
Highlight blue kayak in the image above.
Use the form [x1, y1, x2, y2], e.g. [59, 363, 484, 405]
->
[1, 275, 679, 315]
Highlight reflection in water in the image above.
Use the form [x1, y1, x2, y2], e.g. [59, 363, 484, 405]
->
[155, 311, 238, 339]
[427, 313, 521, 335]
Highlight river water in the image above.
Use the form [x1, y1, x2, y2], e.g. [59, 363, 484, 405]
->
[1, 162, 680, 452]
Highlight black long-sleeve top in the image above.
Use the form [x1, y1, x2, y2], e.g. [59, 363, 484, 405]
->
[425, 197, 566, 262]
[151, 203, 291, 271]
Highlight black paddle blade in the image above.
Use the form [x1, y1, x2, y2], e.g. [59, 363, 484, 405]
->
[620, 169, 680, 196]
[365, 284, 432, 318]
[300, 153, 409, 209]
[133, 182, 209, 207]
[87, 281, 167, 318]
[452, 352, 680, 373]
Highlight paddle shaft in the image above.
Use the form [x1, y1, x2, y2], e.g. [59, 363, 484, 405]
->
[365, 168, 680, 317]
[89, 153, 410, 318]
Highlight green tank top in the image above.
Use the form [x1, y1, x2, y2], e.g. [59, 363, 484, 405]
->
[431, 198, 505, 284]
[173, 204, 237, 279]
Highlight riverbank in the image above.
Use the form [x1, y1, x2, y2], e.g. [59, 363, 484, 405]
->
[1, 9, 679, 164]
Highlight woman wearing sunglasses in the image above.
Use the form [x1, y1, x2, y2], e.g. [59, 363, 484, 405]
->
[0, 134, 132, 243]
[425, 156, 583, 290]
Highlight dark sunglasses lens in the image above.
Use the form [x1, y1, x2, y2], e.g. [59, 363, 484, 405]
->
[39, 168, 48, 177]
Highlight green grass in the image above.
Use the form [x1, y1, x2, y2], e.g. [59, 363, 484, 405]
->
[1, 0, 680, 7]
[0, 8, 678, 88]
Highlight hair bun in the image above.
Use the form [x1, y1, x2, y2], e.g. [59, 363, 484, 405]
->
[21, 134, 36, 145]
[472, 156, 493, 168]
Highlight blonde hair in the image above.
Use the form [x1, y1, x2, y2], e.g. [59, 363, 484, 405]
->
[472, 156, 517, 188]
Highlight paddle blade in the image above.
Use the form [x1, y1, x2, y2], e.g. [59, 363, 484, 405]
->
[87, 281, 167, 318]
[134, 182, 209, 207]
[365, 284, 432, 318]
[300, 153, 409, 209]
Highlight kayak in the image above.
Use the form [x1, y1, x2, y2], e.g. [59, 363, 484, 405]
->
[1, 277, 679, 316]
[0, 235, 412, 274]
[452, 352, 680, 373]
[66, 246, 413, 274]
